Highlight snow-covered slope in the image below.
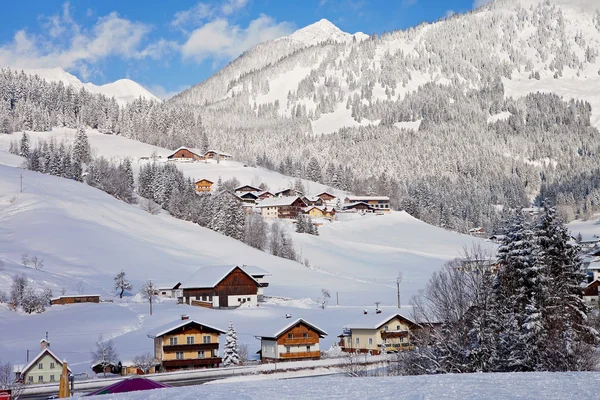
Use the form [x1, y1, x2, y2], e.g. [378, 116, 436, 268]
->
[20, 67, 159, 105]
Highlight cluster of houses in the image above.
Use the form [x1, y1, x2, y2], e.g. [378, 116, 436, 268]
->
[167, 147, 233, 162]
[193, 180, 391, 221]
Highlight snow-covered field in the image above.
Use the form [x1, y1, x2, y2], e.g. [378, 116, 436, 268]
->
[88, 371, 600, 399]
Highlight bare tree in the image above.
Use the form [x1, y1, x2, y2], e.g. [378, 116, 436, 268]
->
[318, 289, 331, 309]
[140, 280, 156, 316]
[31, 256, 44, 270]
[91, 335, 119, 378]
[143, 198, 160, 215]
[114, 270, 132, 298]
[0, 360, 24, 399]
[238, 343, 249, 365]
[76, 281, 85, 294]
[20, 254, 29, 267]
[339, 352, 368, 377]
[132, 352, 158, 375]
[10, 274, 28, 310]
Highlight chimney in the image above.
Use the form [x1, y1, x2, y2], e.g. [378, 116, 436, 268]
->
[181, 314, 189, 321]
[40, 339, 50, 350]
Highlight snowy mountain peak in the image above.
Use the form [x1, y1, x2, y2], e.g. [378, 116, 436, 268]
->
[18, 67, 159, 105]
[285, 19, 367, 45]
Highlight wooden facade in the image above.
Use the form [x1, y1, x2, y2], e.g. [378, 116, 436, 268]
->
[167, 148, 203, 161]
[278, 197, 307, 219]
[182, 267, 259, 308]
[204, 151, 232, 160]
[317, 192, 336, 202]
[259, 319, 327, 363]
[195, 179, 213, 193]
[50, 295, 100, 305]
[149, 319, 224, 372]
[258, 191, 274, 200]
[343, 202, 376, 212]
[235, 185, 261, 193]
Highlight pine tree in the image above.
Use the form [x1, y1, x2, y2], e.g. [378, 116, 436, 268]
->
[222, 321, 240, 367]
[73, 126, 91, 164]
[19, 133, 29, 158]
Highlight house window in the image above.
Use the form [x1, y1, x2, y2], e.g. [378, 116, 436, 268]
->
[397, 325, 400, 330]
[187, 336, 195, 345]
[196, 296, 200, 300]
[38, 376, 43, 382]
[288, 333, 294, 339]
[247, 297, 251, 301]
[28, 376, 33, 383]
[286, 347, 291, 353]
[368, 338, 373, 345]
[198, 351, 205, 359]
[303, 333, 308, 338]
[400, 337, 405, 343]
[50, 375, 55, 382]
[50, 362, 55, 369]
[384, 325, 389, 331]
[38, 363, 43, 369]
[175, 352, 184, 360]
[306, 346, 311, 352]
[355, 338, 360, 345]
[170, 337, 178, 345]
[203, 336, 211, 344]
[238, 298, 242, 302]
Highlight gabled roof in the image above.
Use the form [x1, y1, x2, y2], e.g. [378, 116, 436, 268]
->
[238, 192, 260, 199]
[316, 191, 336, 198]
[255, 318, 328, 339]
[256, 196, 306, 208]
[204, 150, 233, 157]
[195, 179, 213, 184]
[167, 146, 202, 158]
[234, 185, 261, 192]
[240, 265, 272, 277]
[20, 348, 72, 376]
[304, 206, 326, 212]
[344, 312, 418, 330]
[275, 188, 303, 196]
[181, 265, 259, 289]
[147, 319, 226, 339]
[345, 195, 390, 201]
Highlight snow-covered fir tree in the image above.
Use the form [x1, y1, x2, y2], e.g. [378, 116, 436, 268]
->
[222, 321, 240, 367]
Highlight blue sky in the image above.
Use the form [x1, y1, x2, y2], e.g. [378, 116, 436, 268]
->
[0, 0, 488, 98]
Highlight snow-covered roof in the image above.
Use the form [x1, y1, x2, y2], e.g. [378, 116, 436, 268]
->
[195, 179, 213, 184]
[156, 282, 181, 290]
[234, 185, 261, 192]
[255, 318, 328, 339]
[237, 192, 259, 199]
[147, 319, 226, 339]
[303, 206, 326, 212]
[181, 265, 259, 289]
[256, 196, 305, 208]
[204, 150, 233, 157]
[240, 265, 271, 277]
[50, 294, 101, 300]
[275, 188, 303, 196]
[167, 146, 202, 158]
[316, 191, 336, 198]
[20, 348, 72, 375]
[345, 196, 390, 201]
[344, 312, 417, 330]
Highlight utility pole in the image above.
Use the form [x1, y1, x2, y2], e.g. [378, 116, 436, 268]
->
[375, 301, 381, 309]
[336, 292, 339, 306]
[397, 272, 403, 308]
[20, 174, 24, 193]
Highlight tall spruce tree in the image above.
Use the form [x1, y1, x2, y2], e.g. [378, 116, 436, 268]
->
[222, 321, 240, 367]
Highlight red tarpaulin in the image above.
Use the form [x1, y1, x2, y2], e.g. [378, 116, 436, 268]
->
[85, 377, 171, 397]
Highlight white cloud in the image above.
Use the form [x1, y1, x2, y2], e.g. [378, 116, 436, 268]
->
[221, 0, 248, 16]
[171, 2, 213, 30]
[0, 4, 166, 80]
[473, 0, 493, 9]
[181, 14, 294, 63]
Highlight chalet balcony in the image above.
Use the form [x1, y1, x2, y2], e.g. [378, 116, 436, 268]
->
[281, 338, 318, 345]
[163, 343, 219, 352]
[280, 351, 321, 359]
[162, 357, 222, 369]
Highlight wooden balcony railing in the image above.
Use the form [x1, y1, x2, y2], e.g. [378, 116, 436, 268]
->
[280, 351, 320, 359]
[162, 357, 222, 368]
[163, 343, 218, 352]
[281, 338, 318, 345]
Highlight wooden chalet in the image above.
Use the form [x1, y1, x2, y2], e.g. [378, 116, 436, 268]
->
[275, 188, 303, 197]
[236, 191, 260, 204]
[257, 191, 275, 200]
[179, 265, 265, 308]
[316, 192, 336, 203]
[256, 318, 327, 363]
[147, 316, 225, 372]
[344, 196, 390, 212]
[303, 206, 336, 219]
[195, 179, 213, 193]
[50, 295, 100, 305]
[342, 202, 377, 213]
[234, 185, 261, 194]
[16, 340, 71, 385]
[203, 150, 233, 160]
[584, 279, 600, 304]
[167, 147, 204, 162]
[257, 196, 307, 219]
[338, 312, 418, 355]
[302, 196, 324, 206]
